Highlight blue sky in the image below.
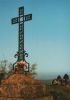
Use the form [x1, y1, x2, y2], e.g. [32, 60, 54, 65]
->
[0, 0, 70, 79]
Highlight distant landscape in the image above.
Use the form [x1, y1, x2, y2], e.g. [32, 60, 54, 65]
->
[37, 72, 70, 80]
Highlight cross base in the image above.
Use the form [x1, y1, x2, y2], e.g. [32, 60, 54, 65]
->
[13, 61, 29, 74]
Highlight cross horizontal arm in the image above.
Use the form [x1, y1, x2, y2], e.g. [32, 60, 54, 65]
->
[11, 17, 19, 24]
[24, 14, 32, 22]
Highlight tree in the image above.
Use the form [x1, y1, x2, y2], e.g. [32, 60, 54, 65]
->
[30, 63, 37, 78]
[56, 75, 62, 85]
[63, 73, 69, 84]
[0, 60, 13, 83]
[0, 60, 13, 72]
[57, 75, 62, 81]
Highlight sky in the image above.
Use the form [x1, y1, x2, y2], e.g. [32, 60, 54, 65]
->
[0, 0, 70, 79]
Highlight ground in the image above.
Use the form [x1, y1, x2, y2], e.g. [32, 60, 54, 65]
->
[46, 85, 70, 100]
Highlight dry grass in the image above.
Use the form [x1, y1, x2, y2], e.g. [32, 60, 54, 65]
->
[0, 74, 49, 100]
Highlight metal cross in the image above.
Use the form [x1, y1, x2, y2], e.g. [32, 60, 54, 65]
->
[11, 7, 32, 62]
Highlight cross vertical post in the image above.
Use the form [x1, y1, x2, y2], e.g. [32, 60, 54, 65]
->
[18, 7, 24, 61]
